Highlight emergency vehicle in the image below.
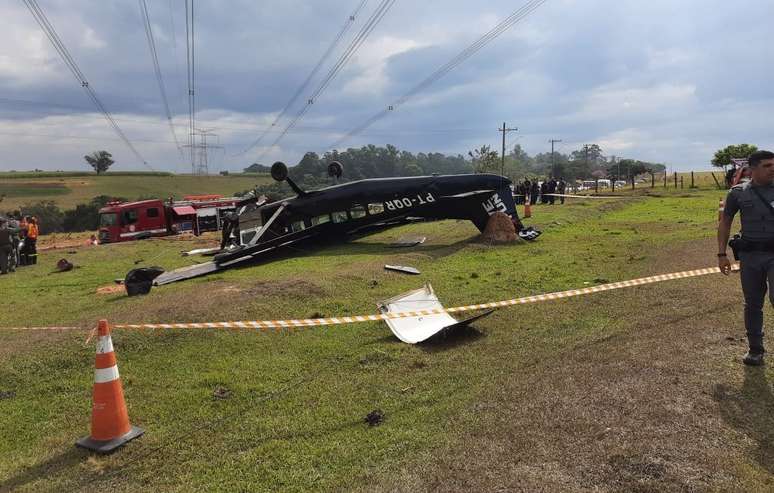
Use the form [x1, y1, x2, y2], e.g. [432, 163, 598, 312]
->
[98, 195, 240, 243]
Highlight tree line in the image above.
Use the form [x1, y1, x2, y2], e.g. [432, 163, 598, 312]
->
[243, 143, 667, 194]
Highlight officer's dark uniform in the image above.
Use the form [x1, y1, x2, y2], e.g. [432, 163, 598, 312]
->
[724, 180, 774, 359]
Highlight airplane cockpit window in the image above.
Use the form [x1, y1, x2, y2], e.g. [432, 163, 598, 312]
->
[332, 211, 348, 224]
[311, 214, 331, 226]
[368, 203, 384, 215]
[350, 205, 366, 219]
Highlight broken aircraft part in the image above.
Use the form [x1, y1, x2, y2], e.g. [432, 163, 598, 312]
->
[125, 267, 165, 296]
[377, 283, 494, 344]
[384, 265, 421, 275]
[149, 162, 541, 285]
[518, 226, 541, 241]
[55, 258, 74, 272]
[390, 236, 426, 247]
[181, 247, 221, 257]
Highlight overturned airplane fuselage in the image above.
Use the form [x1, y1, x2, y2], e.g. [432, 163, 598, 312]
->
[154, 165, 536, 285]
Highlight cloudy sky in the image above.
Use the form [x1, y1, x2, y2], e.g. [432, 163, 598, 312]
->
[0, 0, 771, 173]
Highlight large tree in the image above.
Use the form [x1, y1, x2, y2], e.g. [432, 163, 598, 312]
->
[84, 150, 114, 174]
[711, 144, 758, 167]
[468, 145, 500, 174]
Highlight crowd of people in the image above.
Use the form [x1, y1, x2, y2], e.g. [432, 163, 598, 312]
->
[0, 215, 39, 275]
[513, 178, 568, 205]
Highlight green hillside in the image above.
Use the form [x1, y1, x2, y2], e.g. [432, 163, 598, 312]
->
[0, 173, 272, 211]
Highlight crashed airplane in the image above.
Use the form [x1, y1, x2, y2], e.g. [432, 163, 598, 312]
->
[152, 161, 540, 285]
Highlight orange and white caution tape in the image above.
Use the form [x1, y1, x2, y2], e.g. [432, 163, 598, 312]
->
[1, 265, 738, 332]
[2, 325, 82, 331]
[112, 265, 737, 330]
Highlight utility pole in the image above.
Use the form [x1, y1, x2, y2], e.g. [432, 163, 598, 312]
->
[184, 128, 223, 175]
[549, 139, 562, 178]
[583, 144, 591, 171]
[498, 122, 518, 177]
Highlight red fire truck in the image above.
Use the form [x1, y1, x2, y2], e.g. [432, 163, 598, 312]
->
[98, 195, 240, 243]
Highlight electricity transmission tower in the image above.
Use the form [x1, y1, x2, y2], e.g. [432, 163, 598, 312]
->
[184, 128, 223, 175]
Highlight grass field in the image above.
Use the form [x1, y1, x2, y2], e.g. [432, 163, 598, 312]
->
[1, 187, 772, 492]
[0, 173, 272, 212]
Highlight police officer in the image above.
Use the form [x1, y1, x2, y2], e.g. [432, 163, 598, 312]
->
[718, 150, 774, 366]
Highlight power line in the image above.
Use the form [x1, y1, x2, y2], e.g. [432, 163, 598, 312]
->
[21, 0, 153, 170]
[328, 0, 549, 150]
[139, 0, 184, 161]
[234, 0, 370, 157]
[168, 0, 187, 116]
[255, 0, 396, 163]
[185, 0, 196, 173]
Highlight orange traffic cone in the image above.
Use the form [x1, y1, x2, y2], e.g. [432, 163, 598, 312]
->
[524, 194, 532, 219]
[718, 198, 725, 223]
[76, 320, 143, 453]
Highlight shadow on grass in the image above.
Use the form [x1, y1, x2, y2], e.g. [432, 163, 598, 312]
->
[714, 367, 774, 474]
[0, 448, 87, 493]
[159, 234, 480, 280]
[420, 325, 486, 353]
[368, 324, 486, 352]
[351, 237, 478, 261]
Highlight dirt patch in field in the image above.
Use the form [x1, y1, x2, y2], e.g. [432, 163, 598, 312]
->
[369, 238, 774, 491]
[213, 278, 326, 299]
[91, 277, 327, 325]
[37, 232, 95, 251]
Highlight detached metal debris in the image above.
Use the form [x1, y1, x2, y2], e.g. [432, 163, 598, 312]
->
[390, 236, 426, 247]
[384, 264, 420, 275]
[377, 283, 493, 344]
[181, 247, 221, 257]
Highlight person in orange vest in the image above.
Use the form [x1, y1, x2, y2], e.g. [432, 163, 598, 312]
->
[25, 216, 39, 265]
